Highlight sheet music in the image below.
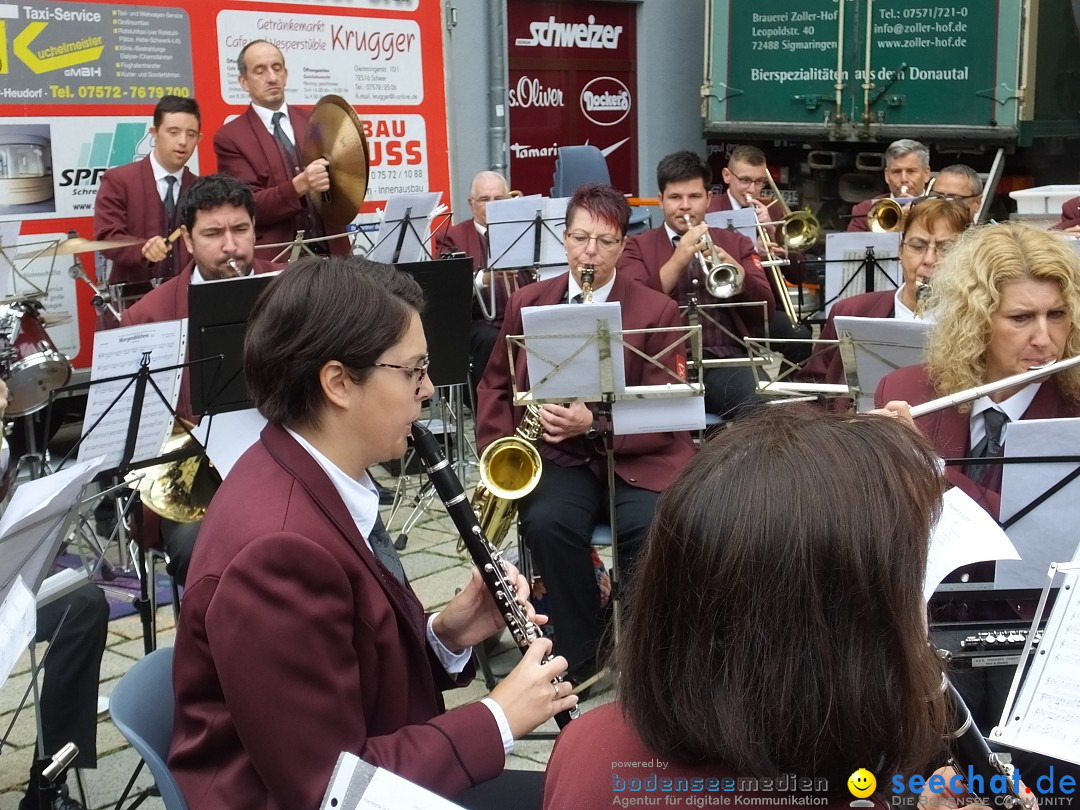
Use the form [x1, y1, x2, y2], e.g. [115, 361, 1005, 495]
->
[833, 316, 932, 412]
[999, 417, 1080, 590]
[487, 195, 568, 269]
[705, 207, 759, 242]
[367, 193, 442, 264]
[78, 320, 186, 468]
[993, 560, 1080, 764]
[924, 487, 1020, 602]
[823, 232, 901, 316]
[320, 752, 464, 809]
[520, 302, 626, 401]
[193, 408, 266, 479]
[0, 578, 36, 690]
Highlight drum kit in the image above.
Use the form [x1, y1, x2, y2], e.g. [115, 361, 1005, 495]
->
[1, 233, 140, 418]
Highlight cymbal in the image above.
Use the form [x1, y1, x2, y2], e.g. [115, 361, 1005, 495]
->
[15, 236, 142, 260]
[40, 312, 73, 327]
[302, 95, 369, 236]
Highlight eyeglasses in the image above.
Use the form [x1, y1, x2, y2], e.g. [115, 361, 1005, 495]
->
[901, 238, 957, 256]
[371, 356, 430, 396]
[470, 195, 508, 204]
[565, 232, 623, 251]
[732, 175, 767, 187]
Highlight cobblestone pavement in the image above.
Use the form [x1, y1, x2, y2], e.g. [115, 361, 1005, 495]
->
[0, 453, 613, 809]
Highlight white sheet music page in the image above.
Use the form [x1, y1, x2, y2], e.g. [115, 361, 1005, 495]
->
[0, 578, 35, 691]
[78, 320, 186, 468]
[320, 752, 463, 809]
[993, 561, 1080, 764]
[705, 207, 759, 242]
[520, 302, 626, 401]
[924, 487, 1020, 602]
[823, 232, 901, 316]
[833, 316, 932, 412]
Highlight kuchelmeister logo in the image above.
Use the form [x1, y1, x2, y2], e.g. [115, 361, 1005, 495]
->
[515, 15, 623, 49]
[580, 77, 631, 126]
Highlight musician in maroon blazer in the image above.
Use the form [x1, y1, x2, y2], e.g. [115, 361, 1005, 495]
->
[122, 174, 276, 587]
[875, 222, 1080, 520]
[1053, 195, 1080, 232]
[847, 138, 931, 231]
[803, 197, 971, 385]
[170, 257, 575, 809]
[477, 183, 695, 687]
[214, 40, 347, 256]
[619, 151, 774, 419]
[708, 145, 814, 364]
[94, 95, 200, 287]
[438, 171, 532, 407]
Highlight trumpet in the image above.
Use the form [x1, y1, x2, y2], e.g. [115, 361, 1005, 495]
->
[867, 186, 925, 233]
[683, 215, 744, 299]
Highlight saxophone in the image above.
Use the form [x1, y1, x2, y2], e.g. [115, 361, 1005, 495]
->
[579, 265, 595, 303]
[411, 423, 578, 729]
[469, 404, 543, 550]
[915, 278, 932, 319]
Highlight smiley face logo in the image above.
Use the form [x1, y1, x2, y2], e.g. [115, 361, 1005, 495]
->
[847, 768, 877, 799]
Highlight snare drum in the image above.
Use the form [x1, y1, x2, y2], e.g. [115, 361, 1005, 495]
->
[0, 301, 73, 417]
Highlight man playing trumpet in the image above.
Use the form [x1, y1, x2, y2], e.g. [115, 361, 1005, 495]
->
[848, 138, 932, 232]
[875, 222, 1080, 518]
[618, 151, 774, 420]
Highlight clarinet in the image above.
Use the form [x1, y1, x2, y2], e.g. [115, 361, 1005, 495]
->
[943, 677, 1030, 808]
[410, 423, 578, 729]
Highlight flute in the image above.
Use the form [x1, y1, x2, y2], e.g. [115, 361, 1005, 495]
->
[909, 355, 1080, 418]
[410, 423, 578, 729]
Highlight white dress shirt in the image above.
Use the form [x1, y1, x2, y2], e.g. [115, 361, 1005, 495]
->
[250, 102, 297, 145]
[968, 383, 1041, 450]
[284, 427, 515, 753]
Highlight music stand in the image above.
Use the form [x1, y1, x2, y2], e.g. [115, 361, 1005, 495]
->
[187, 273, 278, 417]
[823, 232, 901, 315]
[367, 193, 443, 264]
[0, 455, 108, 799]
[507, 306, 703, 646]
[390, 258, 473, 550]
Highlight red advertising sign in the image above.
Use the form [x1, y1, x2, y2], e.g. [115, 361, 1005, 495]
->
[0, 0, 450, 369]
[506, 0, 638, 197]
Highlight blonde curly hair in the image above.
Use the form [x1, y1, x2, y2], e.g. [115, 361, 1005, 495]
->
[925, 222, 1080, 407]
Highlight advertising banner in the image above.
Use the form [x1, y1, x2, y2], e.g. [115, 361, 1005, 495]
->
[0, 0, 449, 368]
[506, 0, 638, 197]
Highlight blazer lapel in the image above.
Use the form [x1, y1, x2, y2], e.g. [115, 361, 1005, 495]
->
[258, 425, 429, 645]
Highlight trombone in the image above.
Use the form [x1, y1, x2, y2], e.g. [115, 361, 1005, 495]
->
[750, 171, 821, 326]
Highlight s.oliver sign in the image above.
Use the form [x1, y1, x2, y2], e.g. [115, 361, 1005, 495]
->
[507, 0, 637, 196]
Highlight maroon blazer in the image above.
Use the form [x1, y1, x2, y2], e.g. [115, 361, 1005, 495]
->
[94, 156, 194, 284]
[476, 271, 696, 493]
[618, 226, 775, 356]
[439, 218, 487, 268]
[801, 289, 895, 384]
[213, 105, 348, 255]
[123, 258, 278, 422]
[169, 424, 502, 809]
[1053, 196, 1080, 230]
[544, 702, 853, 810]
[875, 364, 1080, 518]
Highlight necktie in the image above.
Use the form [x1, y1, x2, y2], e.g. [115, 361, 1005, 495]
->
[968, 408, 1009, 484]
[368, 515, 406, 584]
[271, 111, 301, 175]
[163, 175, 177, 228]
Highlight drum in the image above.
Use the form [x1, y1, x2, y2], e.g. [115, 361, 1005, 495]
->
[0, 301, 73, 417]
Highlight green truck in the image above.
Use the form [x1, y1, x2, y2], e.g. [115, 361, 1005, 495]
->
[702, 0, 1080, 221]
